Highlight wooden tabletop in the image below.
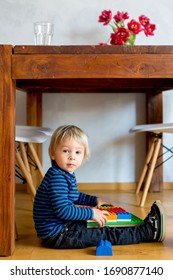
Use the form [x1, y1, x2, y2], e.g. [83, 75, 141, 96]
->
[12, 45, 173, 93]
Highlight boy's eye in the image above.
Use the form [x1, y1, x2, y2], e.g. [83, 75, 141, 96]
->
[76, 151, 82, 155]
[63, 149, 69, 153]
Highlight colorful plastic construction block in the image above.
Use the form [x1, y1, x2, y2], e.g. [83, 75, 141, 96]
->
[96, 240, 113, 256]
[99, 205, 114, 210]
[111, 207, 126, 212]
[117, 212, 132, 220]
[107, 211, 117, 220]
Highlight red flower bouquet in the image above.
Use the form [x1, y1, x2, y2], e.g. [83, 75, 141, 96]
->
[98, 10, 156, 46]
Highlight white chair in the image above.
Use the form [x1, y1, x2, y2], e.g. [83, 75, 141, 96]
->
[15, 125, 53, 200]
[129, 123, 173, 207]
[15, 125, 53, 239]
[17, 125, 53, 137]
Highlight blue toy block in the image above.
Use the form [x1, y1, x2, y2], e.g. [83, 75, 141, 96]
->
[117, 212, 132, 220]
[96, 240, 113, 256]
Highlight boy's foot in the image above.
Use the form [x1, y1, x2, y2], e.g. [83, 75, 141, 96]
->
[144, 200, 165, 241]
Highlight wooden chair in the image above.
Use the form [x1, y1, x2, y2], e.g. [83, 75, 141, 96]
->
[15, 125, 53, 200]
[129, 123, 173, 207]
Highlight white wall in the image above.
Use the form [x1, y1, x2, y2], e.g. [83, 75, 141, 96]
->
[1, 0, 173, 183]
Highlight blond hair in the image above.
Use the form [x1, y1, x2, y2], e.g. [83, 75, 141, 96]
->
[49, 125, 90, 161]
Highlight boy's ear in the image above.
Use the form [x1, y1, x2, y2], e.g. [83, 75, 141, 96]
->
[49, 149, 55, 160]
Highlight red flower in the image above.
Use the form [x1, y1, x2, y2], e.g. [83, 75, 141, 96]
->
[139, 15, 150, 27]
[113, 11, 129, 23]
[144, 23, 156, 36]
[127, 19, 142, 35]
[98, 10, 156, 45]
[98, 10, 112, 25]
[110, 28, 130, 45]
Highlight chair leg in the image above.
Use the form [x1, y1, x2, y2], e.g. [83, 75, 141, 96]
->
[136, 138, 156, 194]
[139, 137, 162, 207]
[15, 148, 36, 200]
[19, 142, 33, 194]
[20, 142, 31, 175]
[28, 142, 45, 178]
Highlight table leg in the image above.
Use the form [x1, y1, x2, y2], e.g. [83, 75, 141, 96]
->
[146, 90, 163, 192]
[27, 90, 43, 187]
[0, 45, 15, 256]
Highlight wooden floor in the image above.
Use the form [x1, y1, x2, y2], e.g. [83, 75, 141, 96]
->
[1, 187, 173, 260]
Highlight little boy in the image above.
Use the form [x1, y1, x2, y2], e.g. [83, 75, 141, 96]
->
[33, 125, 165, 249]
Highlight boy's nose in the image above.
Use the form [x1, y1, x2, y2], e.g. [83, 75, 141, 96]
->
[69, 153, 75, 160]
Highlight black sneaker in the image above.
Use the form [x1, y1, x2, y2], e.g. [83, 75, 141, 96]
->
[144, 200, 165, 241]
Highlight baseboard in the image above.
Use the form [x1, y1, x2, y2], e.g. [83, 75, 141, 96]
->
[15, 183, 29, 192]
[78, 182, 136, 192]
[16, 182, 173, 192]
[162, 182, 173, 190]
[79, 182, 173, 191]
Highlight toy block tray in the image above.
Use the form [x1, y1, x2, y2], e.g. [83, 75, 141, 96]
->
[86, 205, 144, 228]
[87, 214, 144, 227]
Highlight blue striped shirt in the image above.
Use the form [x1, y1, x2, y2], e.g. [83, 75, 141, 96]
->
[33, 161, 97, 238]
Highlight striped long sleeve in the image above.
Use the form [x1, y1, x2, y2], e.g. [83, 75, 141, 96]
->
[33, 163, 97, 238]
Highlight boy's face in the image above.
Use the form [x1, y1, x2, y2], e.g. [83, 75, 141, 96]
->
[50, 137, 85, 173]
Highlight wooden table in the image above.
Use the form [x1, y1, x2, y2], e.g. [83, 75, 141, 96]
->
[1, 45, 173, 256]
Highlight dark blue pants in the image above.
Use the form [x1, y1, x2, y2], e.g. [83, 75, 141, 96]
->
[42, 220, 154, 249]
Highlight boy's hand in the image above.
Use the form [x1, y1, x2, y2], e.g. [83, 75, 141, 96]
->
[92, 208, 109, 227]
